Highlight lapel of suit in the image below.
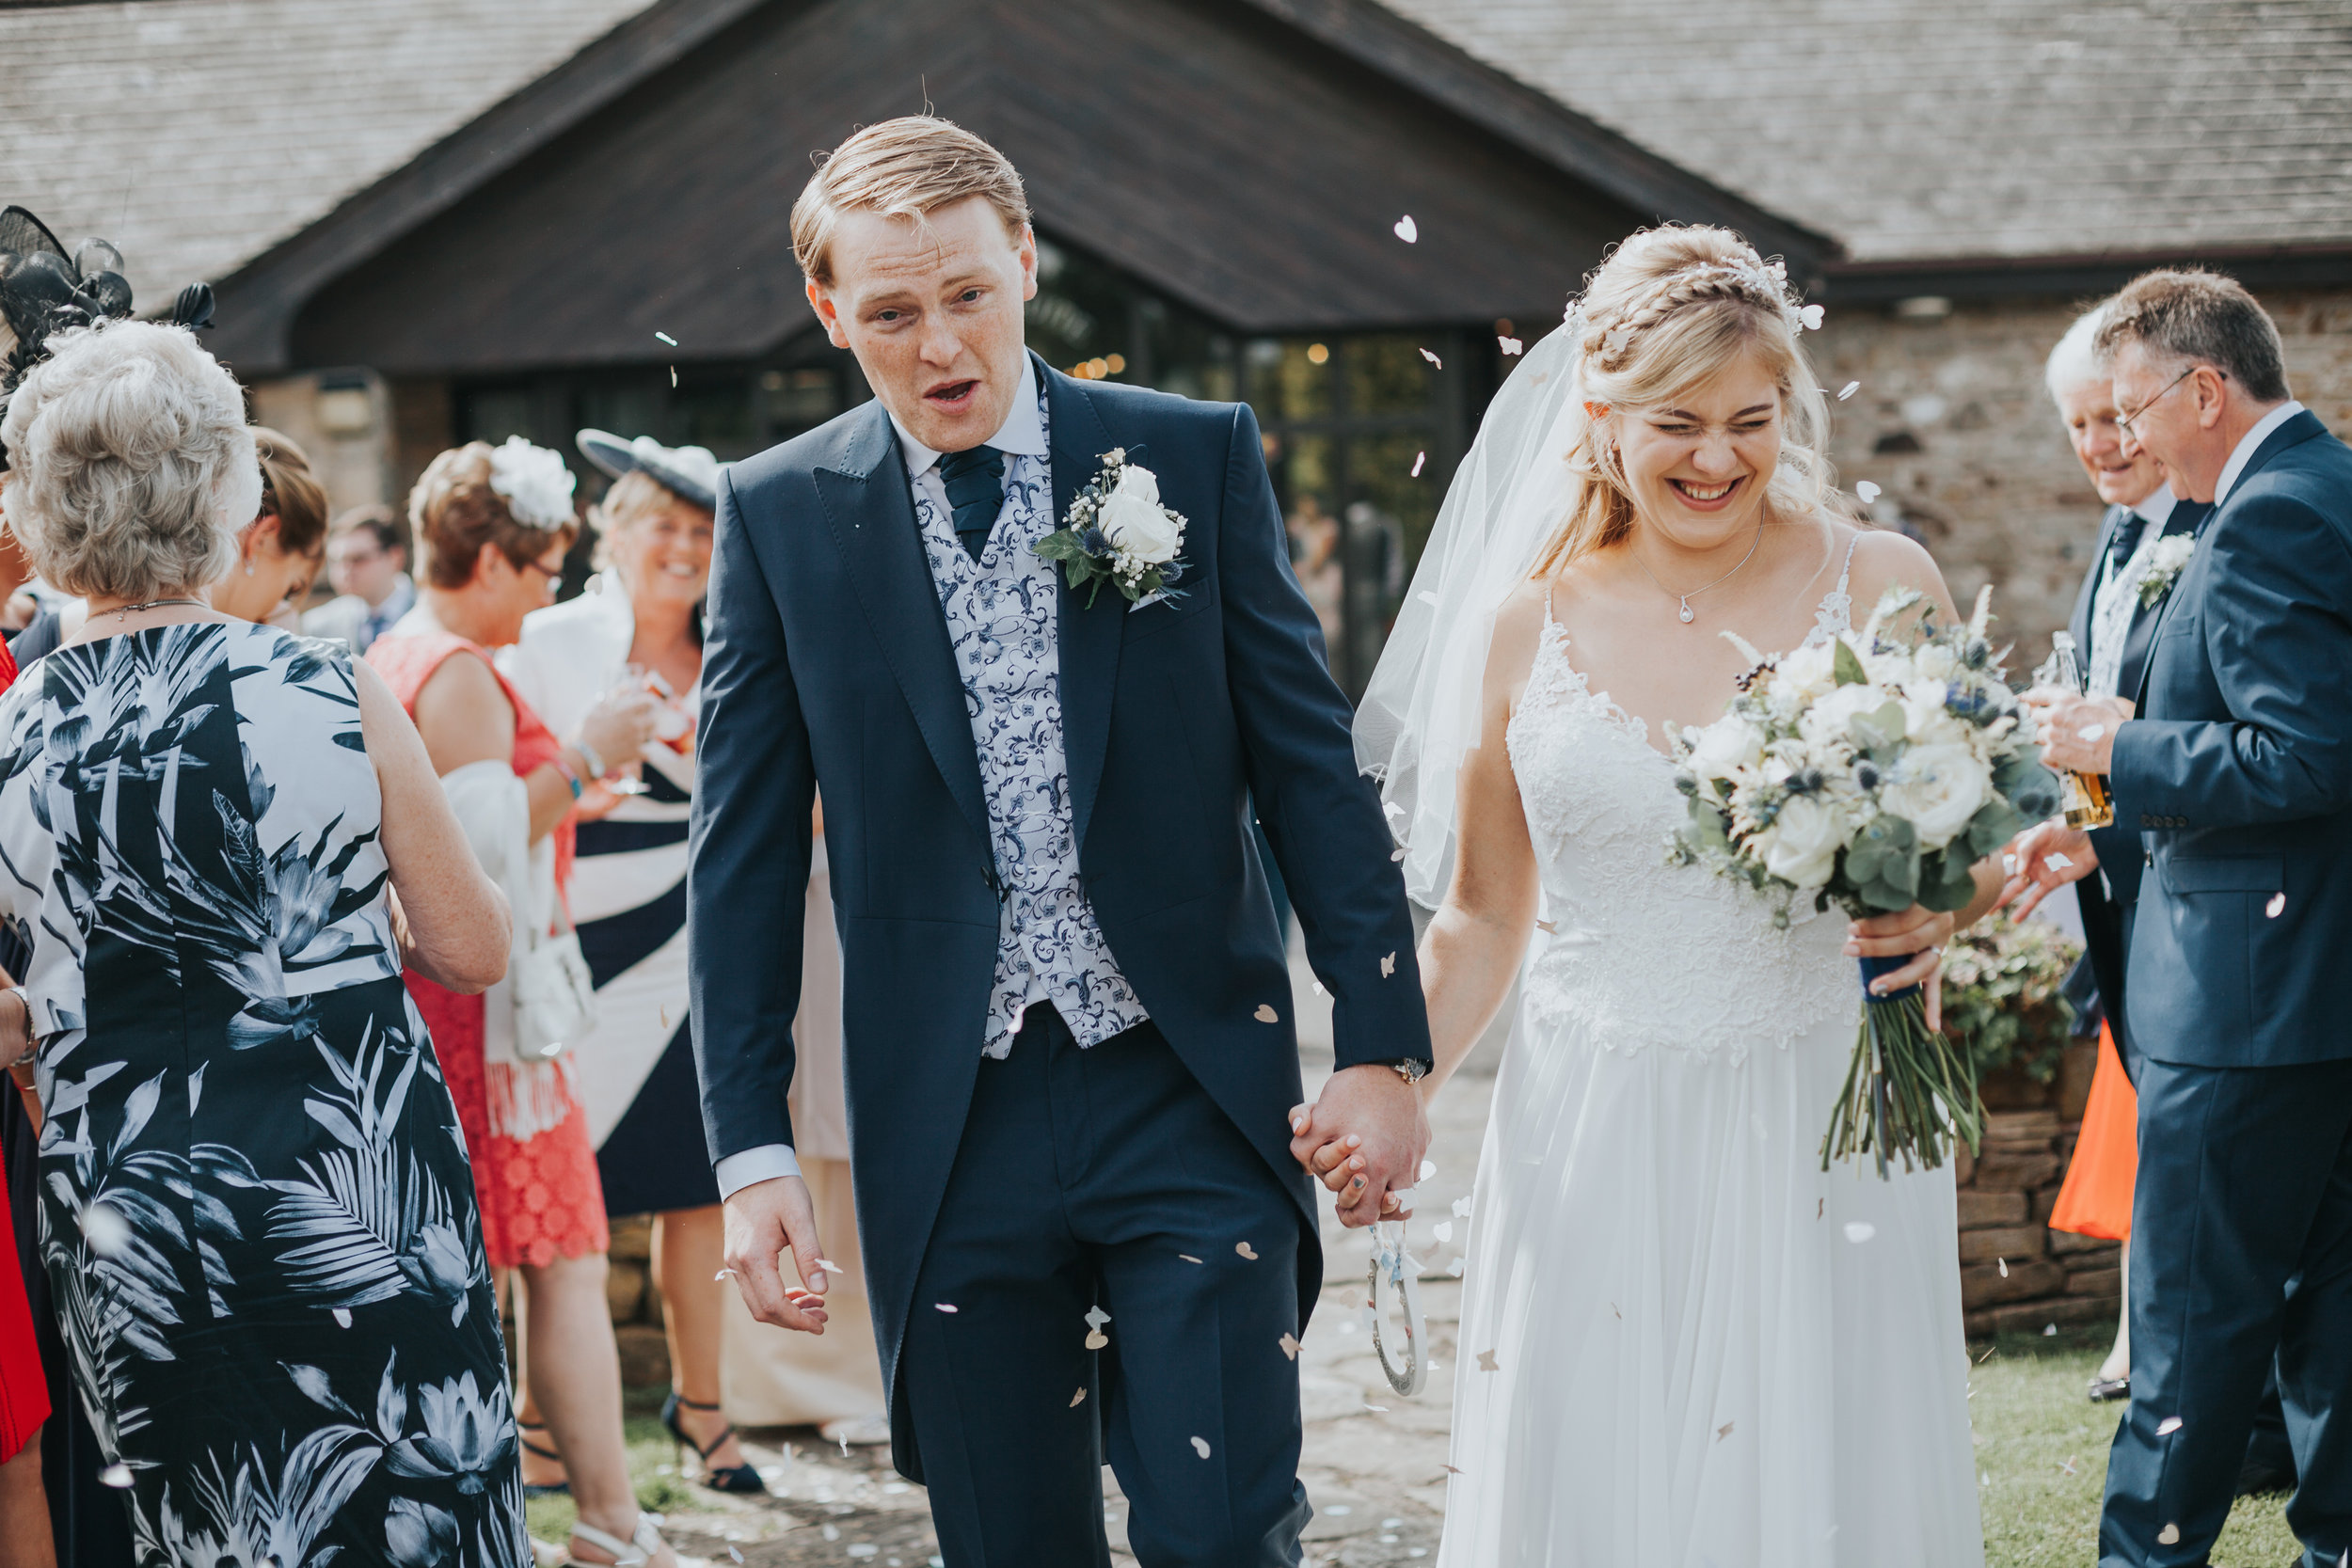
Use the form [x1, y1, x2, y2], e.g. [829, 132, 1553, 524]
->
[2068, 504, 2123, 659]
[2119, 500, 2210, 706]
[1043, 355, 1129, 857]
[809, 401, 991, 846]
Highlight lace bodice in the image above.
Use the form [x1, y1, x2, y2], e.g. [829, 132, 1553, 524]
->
[1502, 545, 1862, 1060]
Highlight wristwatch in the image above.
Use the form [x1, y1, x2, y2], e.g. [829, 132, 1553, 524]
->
[1389, 1056, 1430, 1085]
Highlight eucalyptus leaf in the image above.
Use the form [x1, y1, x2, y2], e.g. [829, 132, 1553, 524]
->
[1848, 701, 1909, 758]
[1916, 847, 1981, 913]
[1844, 814, 1919, 911]
[1832, 640, 1868, 688]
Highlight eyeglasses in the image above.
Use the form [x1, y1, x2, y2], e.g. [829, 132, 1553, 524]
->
[516, 557, 564, 594]
[2115, 365, 2220, 439]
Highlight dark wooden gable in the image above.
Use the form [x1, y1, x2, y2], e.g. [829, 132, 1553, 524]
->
[262, 0, 1777, 375]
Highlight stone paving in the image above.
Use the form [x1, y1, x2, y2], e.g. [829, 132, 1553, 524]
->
[628, 951, 1497, 1567]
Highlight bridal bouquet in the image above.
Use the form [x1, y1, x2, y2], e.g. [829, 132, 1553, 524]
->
[1666, 586, 2063, 1176]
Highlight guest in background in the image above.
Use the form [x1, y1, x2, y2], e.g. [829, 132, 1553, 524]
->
[2028, 303, 2206, 1403]
[306, 504, 416, 653]
[0, 320, 524, 1565]
[369, 437, 676, 1568]
[0, 1159, 52, 1568]
[205, 424, 328, 626]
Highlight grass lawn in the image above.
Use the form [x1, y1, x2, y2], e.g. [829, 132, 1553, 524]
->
[1973, 1327, 2299, 1567]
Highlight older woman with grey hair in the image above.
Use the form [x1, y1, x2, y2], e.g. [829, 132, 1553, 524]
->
[0, 320, 530, 1566]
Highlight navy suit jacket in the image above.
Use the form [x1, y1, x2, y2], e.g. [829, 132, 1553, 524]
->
[686, 354, 1430, 1404]
[2062, 498, 2208, 1041]
[2110, 409, 2352, 1068]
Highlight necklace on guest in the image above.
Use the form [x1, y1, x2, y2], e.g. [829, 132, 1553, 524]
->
[1629, 519, 1766, 625]
[106, 596, 207, 622]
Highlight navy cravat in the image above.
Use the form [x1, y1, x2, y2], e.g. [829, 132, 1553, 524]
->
[937, 446, 1007, 562]
[2106, 508, 2150, 581]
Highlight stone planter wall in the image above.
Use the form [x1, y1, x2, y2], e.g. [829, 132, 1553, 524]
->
[1954, 1039, 2120, 1340]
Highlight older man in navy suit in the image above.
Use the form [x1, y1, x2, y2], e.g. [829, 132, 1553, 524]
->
[2021, 270, 2352, 1568]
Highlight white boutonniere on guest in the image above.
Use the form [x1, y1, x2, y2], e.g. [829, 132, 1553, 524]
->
[2135, 534, 2197, 608]
[1034, 448, 1188, 609]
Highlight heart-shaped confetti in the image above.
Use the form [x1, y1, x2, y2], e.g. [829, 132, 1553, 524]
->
[1380, 952, 1396, 977]
[2078, 724, 2106, 743]
[1279, 1333, 1301, 1360]
[1086, 1306, 1111, 1329]
[1391, 847, 1407, 862]
[1236, 1241, 1258, 1260]
[817, 1258, 844, 1274]
[2045, 851, 2074, 869]
[1453, 1195, 1472, 1217]
[1844, 1221, 1877, 1243]
[935, 1303, 959, 1313]
[1191, 1436, 1213, 1459]
[1085, 1330, 1108, 1351]
[2156, 1416, 2183, 1435]
[1997, 1258, 2009, 1277]
[1838, 380, 1861, 401]
[100, 1463, 133, 1488]
[1393, 215, 1417, 244]
[1419, 1159, 1437, 1180]
[2156, 1524, 2180, 1545]
[1476, 1350, 1498, 1371]
[332, 1307, 353, 1328]
[1447, 1258, 1465, 1277]
[1856, 481, 1882, 503]
[1799, 304, 1824, 330]
[1071, 1388, 1087, 1407]
[1500, 336, 1523, 356]
[82, 1202, 130, 1258]
[1254, 1004, 1279, 1022]
[1433, 1220, 1454, 1243]
[2266, 892, 2286, 918]
[1420, 348, 1443, 369]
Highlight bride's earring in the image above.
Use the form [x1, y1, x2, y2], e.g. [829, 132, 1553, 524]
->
[244, 562, 257, 577]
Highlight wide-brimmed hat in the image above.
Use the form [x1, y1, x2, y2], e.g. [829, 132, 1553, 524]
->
[576, 428, 722, 513]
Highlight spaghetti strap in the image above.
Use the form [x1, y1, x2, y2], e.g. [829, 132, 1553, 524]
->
[1836, 531, 1861, 595]
[1806, 531, 1864, 644]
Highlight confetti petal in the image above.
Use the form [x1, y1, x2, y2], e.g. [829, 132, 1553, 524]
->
[935, 1303, 959, 1313]
[1071, 1387, 1087, 1406]
[1254, 1004, 1279, 1022]
[2078, 724, 2106, 743]
[715, 1269, 737, 1281]
[332, 1307, 352, 1328]
[1419, 1159, 1437, 1180]
[82, 1202, 131, 1259]
[1716, 1421, 1735, 1440]
[1391, 847, 1407, 862]
[1838, 380, 1861, 401]
[1844, 1221, 1877, 1243]
[1191, 1436, 1212, 1459]
[1476, 1350, 1499, 1371]
[2156, 1416, 2184, 1435]
[99, 1463, 132, 1488]
[1380, 952, 1397, 977]
[1997, 1258, 2009, 1277]
[1236, 1242, 1258, 1260]
[670, 366, 678, 388]
[1415, 590, 1438, 607]
[1452, 1195, 1472, 1218]
[1433, 1220, 1454, 1243]
[1446, 1258, 1465, 1277]
[1085, 1330, 1109, 1350]
[1856, 481, 1882, 504]
[655, 330, 677, 346]
[1179, 1254, 1202, 1264]
[816, 1259, 844, 1274]
[1499, 336, 1523, 356]
[1363, 1402, 1389, 1413]
[1410, 451, 1426, 479]
[1535, 918, 1557, 934]
[1420, 348, 1443, 369]
[1799, 304, 1825, 330]
[2043, 1323, 2059, 1337]
[2157, 1524, 2181, 1545]
[1279, 1333, 1301, 1360]
[1086, 1306, 1111, 1329]
[1444, 1464, 1462, 1475]
[2045, 851, 2074, 870]
[2267, 892, 2286, 918]
[1393, 215, 1418, 244]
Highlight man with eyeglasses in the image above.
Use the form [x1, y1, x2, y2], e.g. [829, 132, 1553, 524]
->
[2010, 269, 2352, 1568]
[302, 504, 416, 653]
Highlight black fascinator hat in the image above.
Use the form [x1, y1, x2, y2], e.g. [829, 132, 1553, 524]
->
[1, 205, 215, 467]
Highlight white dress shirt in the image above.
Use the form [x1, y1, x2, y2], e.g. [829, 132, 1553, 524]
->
[2212, 400, 2306, 509]
[2087, 485, 2178, 700]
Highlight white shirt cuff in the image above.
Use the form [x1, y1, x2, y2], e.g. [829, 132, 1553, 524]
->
[714, 1144, 803, 1200]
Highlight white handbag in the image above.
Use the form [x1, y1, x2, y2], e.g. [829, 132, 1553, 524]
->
[442, 761, 598, 1066]
[513, 908, 596, 1060]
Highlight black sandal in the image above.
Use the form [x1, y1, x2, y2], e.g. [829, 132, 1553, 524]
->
[518, 1421, 570, 1498]
[660, 1392, 766, 1495]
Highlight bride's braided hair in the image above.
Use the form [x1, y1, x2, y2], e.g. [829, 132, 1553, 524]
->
[1534, 226, 1839, 576]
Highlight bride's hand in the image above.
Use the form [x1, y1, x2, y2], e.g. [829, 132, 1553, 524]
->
[1844, 906, 1954, 1030]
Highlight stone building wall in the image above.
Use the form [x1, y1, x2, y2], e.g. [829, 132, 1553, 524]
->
[1813, 286, 2352, 665]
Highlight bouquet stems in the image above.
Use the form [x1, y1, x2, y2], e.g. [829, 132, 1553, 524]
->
[1820, 955, 1985, 1175]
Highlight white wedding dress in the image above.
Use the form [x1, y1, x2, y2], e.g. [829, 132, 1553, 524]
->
[1435, 575, 1986, 1566]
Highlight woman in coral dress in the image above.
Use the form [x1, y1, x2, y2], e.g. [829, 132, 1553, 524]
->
[369, 438, 675, 1568]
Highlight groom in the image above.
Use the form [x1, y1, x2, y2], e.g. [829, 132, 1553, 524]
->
[687, 117, 1432, 1564]
[2032, 270, 2352, 1568]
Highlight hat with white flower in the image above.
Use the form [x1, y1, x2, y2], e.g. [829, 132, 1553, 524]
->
[575, 428, 723, 513]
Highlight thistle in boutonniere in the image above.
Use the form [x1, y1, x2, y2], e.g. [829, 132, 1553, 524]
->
[1033, 448, 1189, 607]
[2136, 534, 2197, 608]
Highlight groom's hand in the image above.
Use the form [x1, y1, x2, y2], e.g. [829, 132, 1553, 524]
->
[1291, 1064, 1431, 1229]
[723, 1175, 832, 1335]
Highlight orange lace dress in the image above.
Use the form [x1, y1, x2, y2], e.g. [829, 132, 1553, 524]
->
[368, 630, 610, 1269]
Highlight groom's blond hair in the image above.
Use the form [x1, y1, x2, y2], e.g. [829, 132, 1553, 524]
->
[792, 116, 1031, 286]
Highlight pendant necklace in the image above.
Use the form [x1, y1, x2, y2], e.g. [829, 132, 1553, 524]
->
[1630, 520, 1765, 624]
[107, 596, 207, 622]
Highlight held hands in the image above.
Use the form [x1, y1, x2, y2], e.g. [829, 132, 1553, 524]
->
[721, 1175, 832, 1335]
[1998, 820, 2099, 921]
[1287, 1062, 1432, 1229]
[1844, 905, 1955, 1029]
[576, 686, 664, 777]
[2026, 689, 2133, 777]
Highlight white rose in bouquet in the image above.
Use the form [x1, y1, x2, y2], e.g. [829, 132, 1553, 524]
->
[1797, 684, 1886, 752]
[1898, 683, 1971, 749]
[1685, 715, 1765, 781]
[1878, 741, 1988, 848]
[1098, 465, 1182, 564]
[1759, 793, 1846, 889]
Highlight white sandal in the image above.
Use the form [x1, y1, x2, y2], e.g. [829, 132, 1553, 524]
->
[564, 1513, 667, 1567]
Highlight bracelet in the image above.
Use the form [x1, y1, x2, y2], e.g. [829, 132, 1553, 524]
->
[550, 754, 584, 800]
[572, 736, 608, 780]
[3, 988, 34, 1069]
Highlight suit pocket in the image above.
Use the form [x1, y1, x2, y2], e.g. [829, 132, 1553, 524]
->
[2163, 856, 2281, 893]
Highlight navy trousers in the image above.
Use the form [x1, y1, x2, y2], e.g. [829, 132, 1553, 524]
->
[2100, 1056, 2352, 1566]
[898, 1005, 1311, 1567]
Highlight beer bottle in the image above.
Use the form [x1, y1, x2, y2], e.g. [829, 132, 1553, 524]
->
[2042, 631, 2116, 829]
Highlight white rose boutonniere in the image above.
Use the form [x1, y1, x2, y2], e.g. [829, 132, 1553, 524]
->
[1034, 448, 1190, 607]
[2135, 534, 2197, 608]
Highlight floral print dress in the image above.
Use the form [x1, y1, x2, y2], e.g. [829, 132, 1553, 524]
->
[0, 621, 525, 1567]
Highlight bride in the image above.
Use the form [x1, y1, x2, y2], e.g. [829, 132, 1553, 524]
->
[1336, 227, 1999, 1563]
